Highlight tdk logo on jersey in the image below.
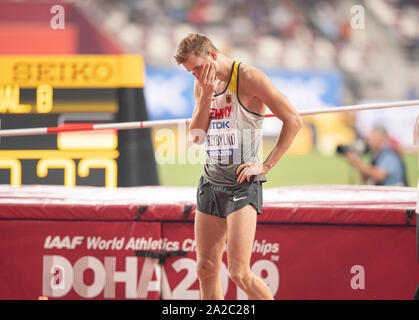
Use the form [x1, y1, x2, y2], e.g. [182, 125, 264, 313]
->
[210, 121, 230, 129]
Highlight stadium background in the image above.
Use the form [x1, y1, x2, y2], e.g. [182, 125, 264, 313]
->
[0, 0, 418, 302]
[0, 0, 417, 188]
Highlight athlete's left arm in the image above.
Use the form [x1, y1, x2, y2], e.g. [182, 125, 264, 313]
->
[236, 66, 303, 183]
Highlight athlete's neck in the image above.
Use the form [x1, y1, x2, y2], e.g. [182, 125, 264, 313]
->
[215, 54, 235, 83]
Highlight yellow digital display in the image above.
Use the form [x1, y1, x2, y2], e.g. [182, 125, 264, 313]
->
[0, 84, 53, 113]
[0, 54, 147, 188]
[36, 84, 53, 113]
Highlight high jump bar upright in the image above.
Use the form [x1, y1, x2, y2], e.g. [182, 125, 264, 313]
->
[0, 99, 418, 137]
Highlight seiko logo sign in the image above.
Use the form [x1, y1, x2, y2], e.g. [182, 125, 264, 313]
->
[12, 61, 114, 83]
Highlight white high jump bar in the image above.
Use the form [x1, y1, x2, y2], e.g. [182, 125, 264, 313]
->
[0, 99, 418, 137]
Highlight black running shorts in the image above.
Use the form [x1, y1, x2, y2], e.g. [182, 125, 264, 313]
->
[196, 176, 263, 219]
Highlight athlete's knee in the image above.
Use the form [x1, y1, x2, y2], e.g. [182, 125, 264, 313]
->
[196, 258, 220, 281]
[228, 265, 252, 288]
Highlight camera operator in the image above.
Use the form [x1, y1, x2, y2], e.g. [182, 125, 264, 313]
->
[340, 126, 407, 186]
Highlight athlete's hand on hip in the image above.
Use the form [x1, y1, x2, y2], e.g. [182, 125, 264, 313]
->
[236, 162, 269, 183]
[195, 63, 216, 96]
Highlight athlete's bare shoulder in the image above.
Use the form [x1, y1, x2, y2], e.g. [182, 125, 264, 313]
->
[238, 62, 260, 81]
[237, 62, 273, 114]
[237, 61, 299, 123]
[237, 62, 271, 92]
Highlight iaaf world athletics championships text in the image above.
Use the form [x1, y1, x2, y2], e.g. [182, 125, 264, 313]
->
[43, 235, 279, 256]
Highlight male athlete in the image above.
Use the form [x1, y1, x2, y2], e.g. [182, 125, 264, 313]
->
[174, 34, 303, 300]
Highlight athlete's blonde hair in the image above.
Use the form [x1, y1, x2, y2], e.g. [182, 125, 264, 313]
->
[174, 33, 219, 65]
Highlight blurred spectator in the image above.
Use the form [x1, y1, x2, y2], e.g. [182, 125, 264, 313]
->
[87, 0, 362, 68]
[366, 0, 418, 62]
[344, 126, 408, 186]
[84, 0, 418, 101]
[91, 0, 418, 65]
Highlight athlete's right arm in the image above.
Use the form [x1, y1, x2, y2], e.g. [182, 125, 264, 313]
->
[188, 65, 215, 144]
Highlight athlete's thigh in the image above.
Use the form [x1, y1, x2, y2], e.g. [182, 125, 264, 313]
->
[194, 210, 227, 261]
[226, 205, 257, 266]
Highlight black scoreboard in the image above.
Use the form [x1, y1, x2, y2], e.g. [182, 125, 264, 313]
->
[0, 55, 159, 187]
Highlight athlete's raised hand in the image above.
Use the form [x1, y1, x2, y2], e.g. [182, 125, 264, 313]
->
[194, 63, 216, 96]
